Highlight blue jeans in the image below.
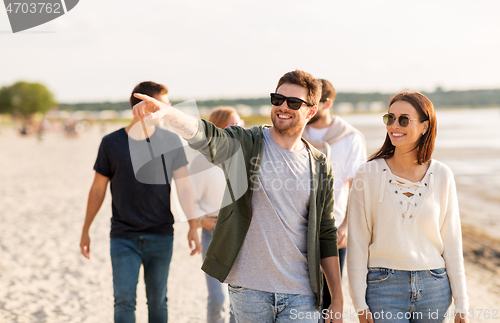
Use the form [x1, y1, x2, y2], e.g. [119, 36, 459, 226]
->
[202, 228, 235, 323]
[110, 235, 173, 323]
[365, 268, 452, 323]
[228, 284, 318, 323]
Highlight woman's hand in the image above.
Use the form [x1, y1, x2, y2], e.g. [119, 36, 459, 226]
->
[357, 308, 374, 323]
[187, 225, 202, 256]
[337, 219, 348, 249]
[200, 216, 217, 230]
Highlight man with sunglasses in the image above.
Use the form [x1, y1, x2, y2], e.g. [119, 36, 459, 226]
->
[131, 70, 343, 323]
[302, 79, 366, 320]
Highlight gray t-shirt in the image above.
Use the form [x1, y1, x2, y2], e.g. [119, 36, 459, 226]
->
[225, 128, 313, 296]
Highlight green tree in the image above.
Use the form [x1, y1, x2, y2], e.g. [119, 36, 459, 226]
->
[0, 81, 56, 120]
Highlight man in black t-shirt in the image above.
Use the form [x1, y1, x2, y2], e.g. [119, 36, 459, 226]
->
[79, 81, 201, 323]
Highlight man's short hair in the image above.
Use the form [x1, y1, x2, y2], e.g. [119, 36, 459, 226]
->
[320, 79, 337, 102]
[275, 70, 322, 106]
[129, 81, 168, 107]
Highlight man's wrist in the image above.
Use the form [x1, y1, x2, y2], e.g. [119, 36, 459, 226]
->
[330, 290, 344, 307]
[330, 297, 343, 307]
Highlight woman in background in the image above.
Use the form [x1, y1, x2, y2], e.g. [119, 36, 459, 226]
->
[190, 107, 244, 323]
[347, 91, 468, 323]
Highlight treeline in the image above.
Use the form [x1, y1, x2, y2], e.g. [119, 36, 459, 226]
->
[59, 101, 131, 112]
[58, 88, 500, 111]
[422, 88, 500, 107]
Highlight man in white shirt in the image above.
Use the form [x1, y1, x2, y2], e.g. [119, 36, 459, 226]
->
[302, 79, 366, 317]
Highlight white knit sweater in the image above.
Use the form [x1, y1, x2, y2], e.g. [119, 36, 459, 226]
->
[347, 158, 468, 312]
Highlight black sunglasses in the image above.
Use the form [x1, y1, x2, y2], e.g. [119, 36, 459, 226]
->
[270, 93, 313, 110]
[383, 113, 421, 127]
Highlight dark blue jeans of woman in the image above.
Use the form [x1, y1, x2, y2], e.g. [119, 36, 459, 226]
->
[111, 235, 173, 323]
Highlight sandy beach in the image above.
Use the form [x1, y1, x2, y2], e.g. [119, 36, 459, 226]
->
[0, 114, 499, 322]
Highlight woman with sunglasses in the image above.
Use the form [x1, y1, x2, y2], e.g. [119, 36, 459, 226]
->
[190, 107, 243, 323]
[347, 91, 468, 323]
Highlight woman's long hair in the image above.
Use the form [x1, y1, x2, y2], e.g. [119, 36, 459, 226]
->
[369, 91, 437, 165]
[209, 107, 236, 128]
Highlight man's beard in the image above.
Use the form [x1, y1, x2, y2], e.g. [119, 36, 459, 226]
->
[271, 112, 305, 138]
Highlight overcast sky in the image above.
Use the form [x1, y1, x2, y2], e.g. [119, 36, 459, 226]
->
[1, 0, 499, 103]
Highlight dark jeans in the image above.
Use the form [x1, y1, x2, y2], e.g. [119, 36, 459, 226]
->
[110, 235, 174, 323]
[320, 247, 346, 322]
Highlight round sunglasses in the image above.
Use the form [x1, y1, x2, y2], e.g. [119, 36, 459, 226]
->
[383, 113, 421, 127]
[270, 93, 313, 110]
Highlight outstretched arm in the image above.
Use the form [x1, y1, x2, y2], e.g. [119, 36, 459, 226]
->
[173, 166, 202, 256]
[132, 93, 199, 140]
[80, 172, 109, 259]
[135, 94, 249, 170]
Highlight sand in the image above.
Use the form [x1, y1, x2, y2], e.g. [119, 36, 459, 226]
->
[0, 121, 499, 322]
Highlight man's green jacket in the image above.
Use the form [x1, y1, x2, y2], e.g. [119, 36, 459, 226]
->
[187, 119, 338, 307]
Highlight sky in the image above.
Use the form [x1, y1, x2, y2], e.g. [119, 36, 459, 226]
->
[1, 0, 500, 103]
